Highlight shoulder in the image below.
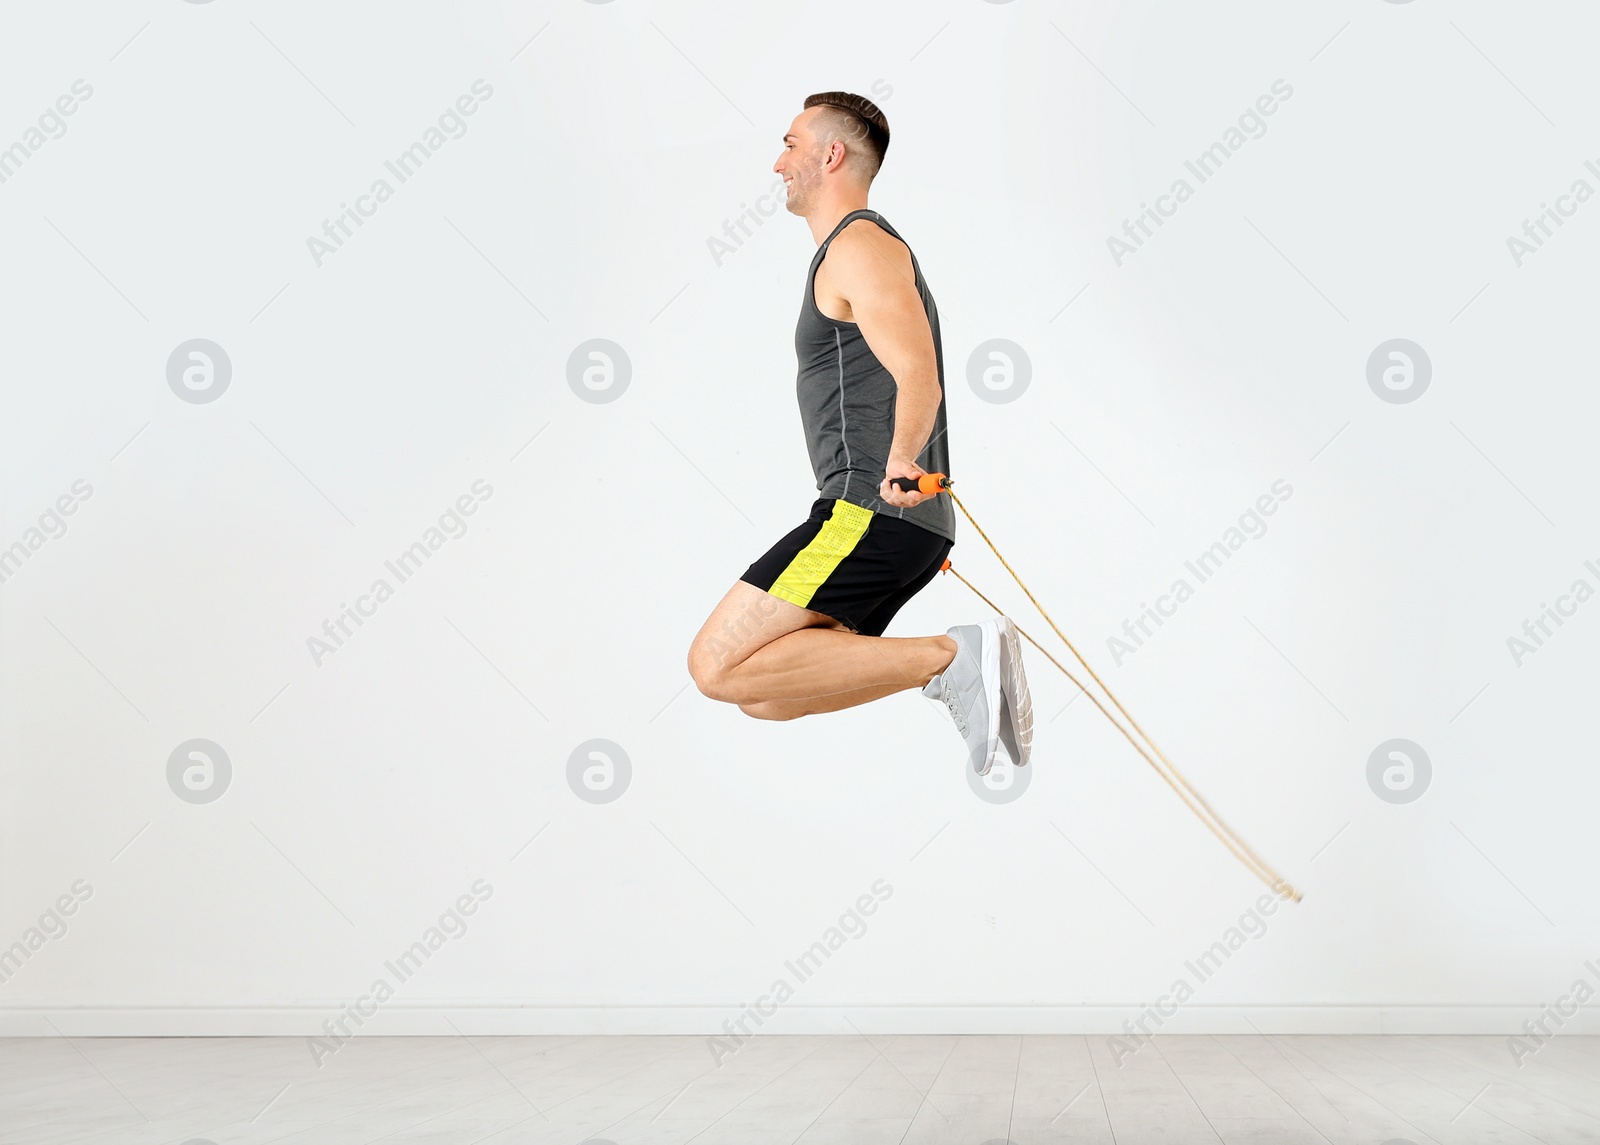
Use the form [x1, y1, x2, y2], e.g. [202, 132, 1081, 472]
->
[825, 218, 912, 277]
[830, 216, 905, 254]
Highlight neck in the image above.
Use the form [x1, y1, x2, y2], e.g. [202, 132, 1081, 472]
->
[805, 189, 872, 246]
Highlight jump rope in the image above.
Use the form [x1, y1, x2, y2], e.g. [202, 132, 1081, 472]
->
[890, 472, 1303, 904]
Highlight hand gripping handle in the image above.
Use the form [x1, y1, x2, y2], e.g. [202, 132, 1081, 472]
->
[888, 473, 950, 496]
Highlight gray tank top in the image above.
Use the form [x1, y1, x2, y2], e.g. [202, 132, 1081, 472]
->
[795, 208, 955, 543]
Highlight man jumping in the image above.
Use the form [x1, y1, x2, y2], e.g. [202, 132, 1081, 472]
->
[687, 91, 1032, 776]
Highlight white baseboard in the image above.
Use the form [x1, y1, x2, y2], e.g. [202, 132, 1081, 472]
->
[3, 1004, 1594, 1038]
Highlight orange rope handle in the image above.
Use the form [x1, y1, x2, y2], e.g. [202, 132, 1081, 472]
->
[940, 486, 1301, 904]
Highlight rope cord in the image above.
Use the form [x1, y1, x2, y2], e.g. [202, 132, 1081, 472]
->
[940, 484, 1301, 903]
[942, 563, 1288, 899]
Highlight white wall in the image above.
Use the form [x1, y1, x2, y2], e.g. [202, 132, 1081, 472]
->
[2, 0, 1597, 1039]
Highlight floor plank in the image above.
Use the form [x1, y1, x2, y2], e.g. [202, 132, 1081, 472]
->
[3, 1035, 1598, 1144]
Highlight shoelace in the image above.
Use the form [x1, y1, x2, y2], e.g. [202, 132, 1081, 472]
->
[939, 687, 968, 736]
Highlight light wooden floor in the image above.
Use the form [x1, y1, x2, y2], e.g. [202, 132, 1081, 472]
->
[4, 1034, 1598, 1144]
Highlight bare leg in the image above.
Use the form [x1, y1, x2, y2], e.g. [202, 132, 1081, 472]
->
[739, 679, 911, 721]
[688, 581, 955, 710]
[725, 626, 954, 701]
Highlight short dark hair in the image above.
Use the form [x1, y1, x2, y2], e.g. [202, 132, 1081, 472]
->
[803, 91, 889, 179]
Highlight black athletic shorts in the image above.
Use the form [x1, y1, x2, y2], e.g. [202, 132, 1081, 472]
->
[740, 496, 954, 637]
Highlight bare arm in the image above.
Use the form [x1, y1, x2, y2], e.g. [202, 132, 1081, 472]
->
[824, 224, 941, 508]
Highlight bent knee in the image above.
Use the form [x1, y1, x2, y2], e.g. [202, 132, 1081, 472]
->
[687, 643, 739, 703]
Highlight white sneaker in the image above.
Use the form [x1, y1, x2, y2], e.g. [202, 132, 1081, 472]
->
[995, 617, 1033, 767]
[922, 620, 1004, 775]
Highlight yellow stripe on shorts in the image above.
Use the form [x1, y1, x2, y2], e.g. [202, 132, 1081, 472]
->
[768, 499, 874, 608]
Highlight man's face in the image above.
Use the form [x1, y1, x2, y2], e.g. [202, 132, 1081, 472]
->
[773, 109, 832, 216]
